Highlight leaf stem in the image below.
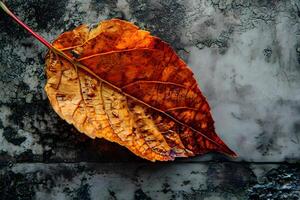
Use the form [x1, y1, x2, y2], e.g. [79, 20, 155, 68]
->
[0, 1, 77, 66]
[0, 1, 53, 49]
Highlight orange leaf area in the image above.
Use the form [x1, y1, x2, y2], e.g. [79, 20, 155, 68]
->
[45, 19, 236, 161]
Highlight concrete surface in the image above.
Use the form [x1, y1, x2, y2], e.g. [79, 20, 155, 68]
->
[0, 0, 300, 199]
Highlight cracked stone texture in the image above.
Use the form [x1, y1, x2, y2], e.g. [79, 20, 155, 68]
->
[0, 0, 300, 199]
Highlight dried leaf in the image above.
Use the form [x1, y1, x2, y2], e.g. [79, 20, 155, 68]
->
[45, 19, 236, 161]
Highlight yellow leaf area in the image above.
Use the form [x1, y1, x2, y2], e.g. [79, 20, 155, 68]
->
[45, 19, 236, 161]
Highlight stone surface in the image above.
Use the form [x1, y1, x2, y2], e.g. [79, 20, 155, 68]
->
[0, 0, 300, 199]
[1, 162, 300, 200]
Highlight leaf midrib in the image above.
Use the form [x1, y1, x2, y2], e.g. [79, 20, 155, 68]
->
[57, 53, 226, 153]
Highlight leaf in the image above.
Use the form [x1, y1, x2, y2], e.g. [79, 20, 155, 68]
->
[44, 19, 236, 161]
[0, 2, 236, 161]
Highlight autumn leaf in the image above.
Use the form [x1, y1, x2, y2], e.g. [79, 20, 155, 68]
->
[1, 2, 237, 161]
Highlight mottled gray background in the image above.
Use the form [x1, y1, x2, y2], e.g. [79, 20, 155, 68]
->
[0, 0, 300, 199]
